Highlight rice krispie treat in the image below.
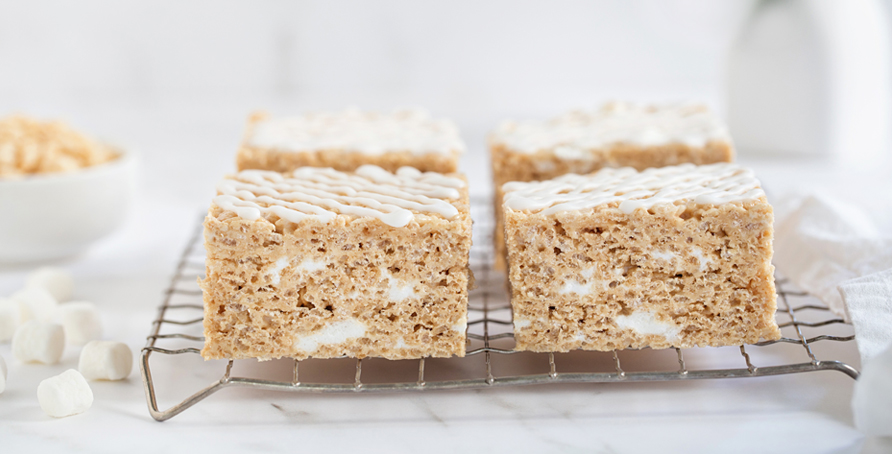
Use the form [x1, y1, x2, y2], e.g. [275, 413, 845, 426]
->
[236, 108, 465, 174]
[201, 165, 472, 361]
[0, 115, 118, 178]
[503, 163, 780, 352]
[490, 102, 734, 269]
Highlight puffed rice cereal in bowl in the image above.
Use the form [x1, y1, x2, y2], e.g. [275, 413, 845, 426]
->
[0, 114, 135, 263]
[0, 115, 118, 178]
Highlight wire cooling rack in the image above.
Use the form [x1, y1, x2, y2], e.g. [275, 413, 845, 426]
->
[141, 196, 860, 422]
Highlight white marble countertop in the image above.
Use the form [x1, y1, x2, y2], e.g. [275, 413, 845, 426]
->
[1, 106, 890, 453]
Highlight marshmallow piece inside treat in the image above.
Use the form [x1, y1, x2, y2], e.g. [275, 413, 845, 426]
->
[0, 354, 7, 394]
[10, 287, 58, 322]
[0, 298, 26, 342]
[26, 267, 73, 302]
[37, 369, 93, 418]
[79, 341, 133, 381]
[12, 321, 65, 364]
[57, 302, 102, 345]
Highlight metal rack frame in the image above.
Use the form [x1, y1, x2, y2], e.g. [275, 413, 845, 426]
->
[140, 197, 859, 422]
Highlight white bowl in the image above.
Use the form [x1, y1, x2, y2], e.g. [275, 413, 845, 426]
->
[0, 149, 136, 264]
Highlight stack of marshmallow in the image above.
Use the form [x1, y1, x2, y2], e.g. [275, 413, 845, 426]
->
[0, 267, 133, 418]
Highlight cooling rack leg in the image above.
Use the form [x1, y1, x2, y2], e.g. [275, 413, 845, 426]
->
[815, 361, 860, 380]
[140, 349, 161, 418]
[140, 348, 231, 422]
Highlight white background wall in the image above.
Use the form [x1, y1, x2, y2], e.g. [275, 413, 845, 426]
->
[0, 0, 889, 204]
[0, 1, 749, 118]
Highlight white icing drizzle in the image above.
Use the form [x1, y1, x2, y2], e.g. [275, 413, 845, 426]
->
[491, 102, 730, 154]
[249, 108, 466, 155]
[503, 163, 764, 215]
[213, 165, 465, 227]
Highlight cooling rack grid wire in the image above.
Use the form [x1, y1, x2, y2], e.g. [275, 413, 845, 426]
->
[140, 196, 860, 421]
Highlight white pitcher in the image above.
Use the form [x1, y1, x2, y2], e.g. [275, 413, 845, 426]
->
[726, 0, 891, 166]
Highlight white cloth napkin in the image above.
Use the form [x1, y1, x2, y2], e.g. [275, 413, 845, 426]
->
[773, 194, 892, 436]
[839, 268, 892, 437]
[852, 342, 892, 437]
[838, 268, 892, 364]
[774, 195, 892, 322]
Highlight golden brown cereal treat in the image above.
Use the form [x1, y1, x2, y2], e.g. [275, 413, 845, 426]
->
[503, 163, 780, 352]
[200, 165, 472, 361]
[0, 115, 118, 178]
[490, 102, 734, 269]
[237, 109, 465, 174]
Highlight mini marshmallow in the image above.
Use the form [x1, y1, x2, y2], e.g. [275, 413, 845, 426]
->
[11, 287, 58, 322]
[79, 340, 133, 381]
[0, 354, 7, 394]
[12, 321, 65, 364]
[0, 298, 26, 342]
[57, 301, 102, 345]
[37, 369, 93, 418]
[26, 267, 73, 302]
